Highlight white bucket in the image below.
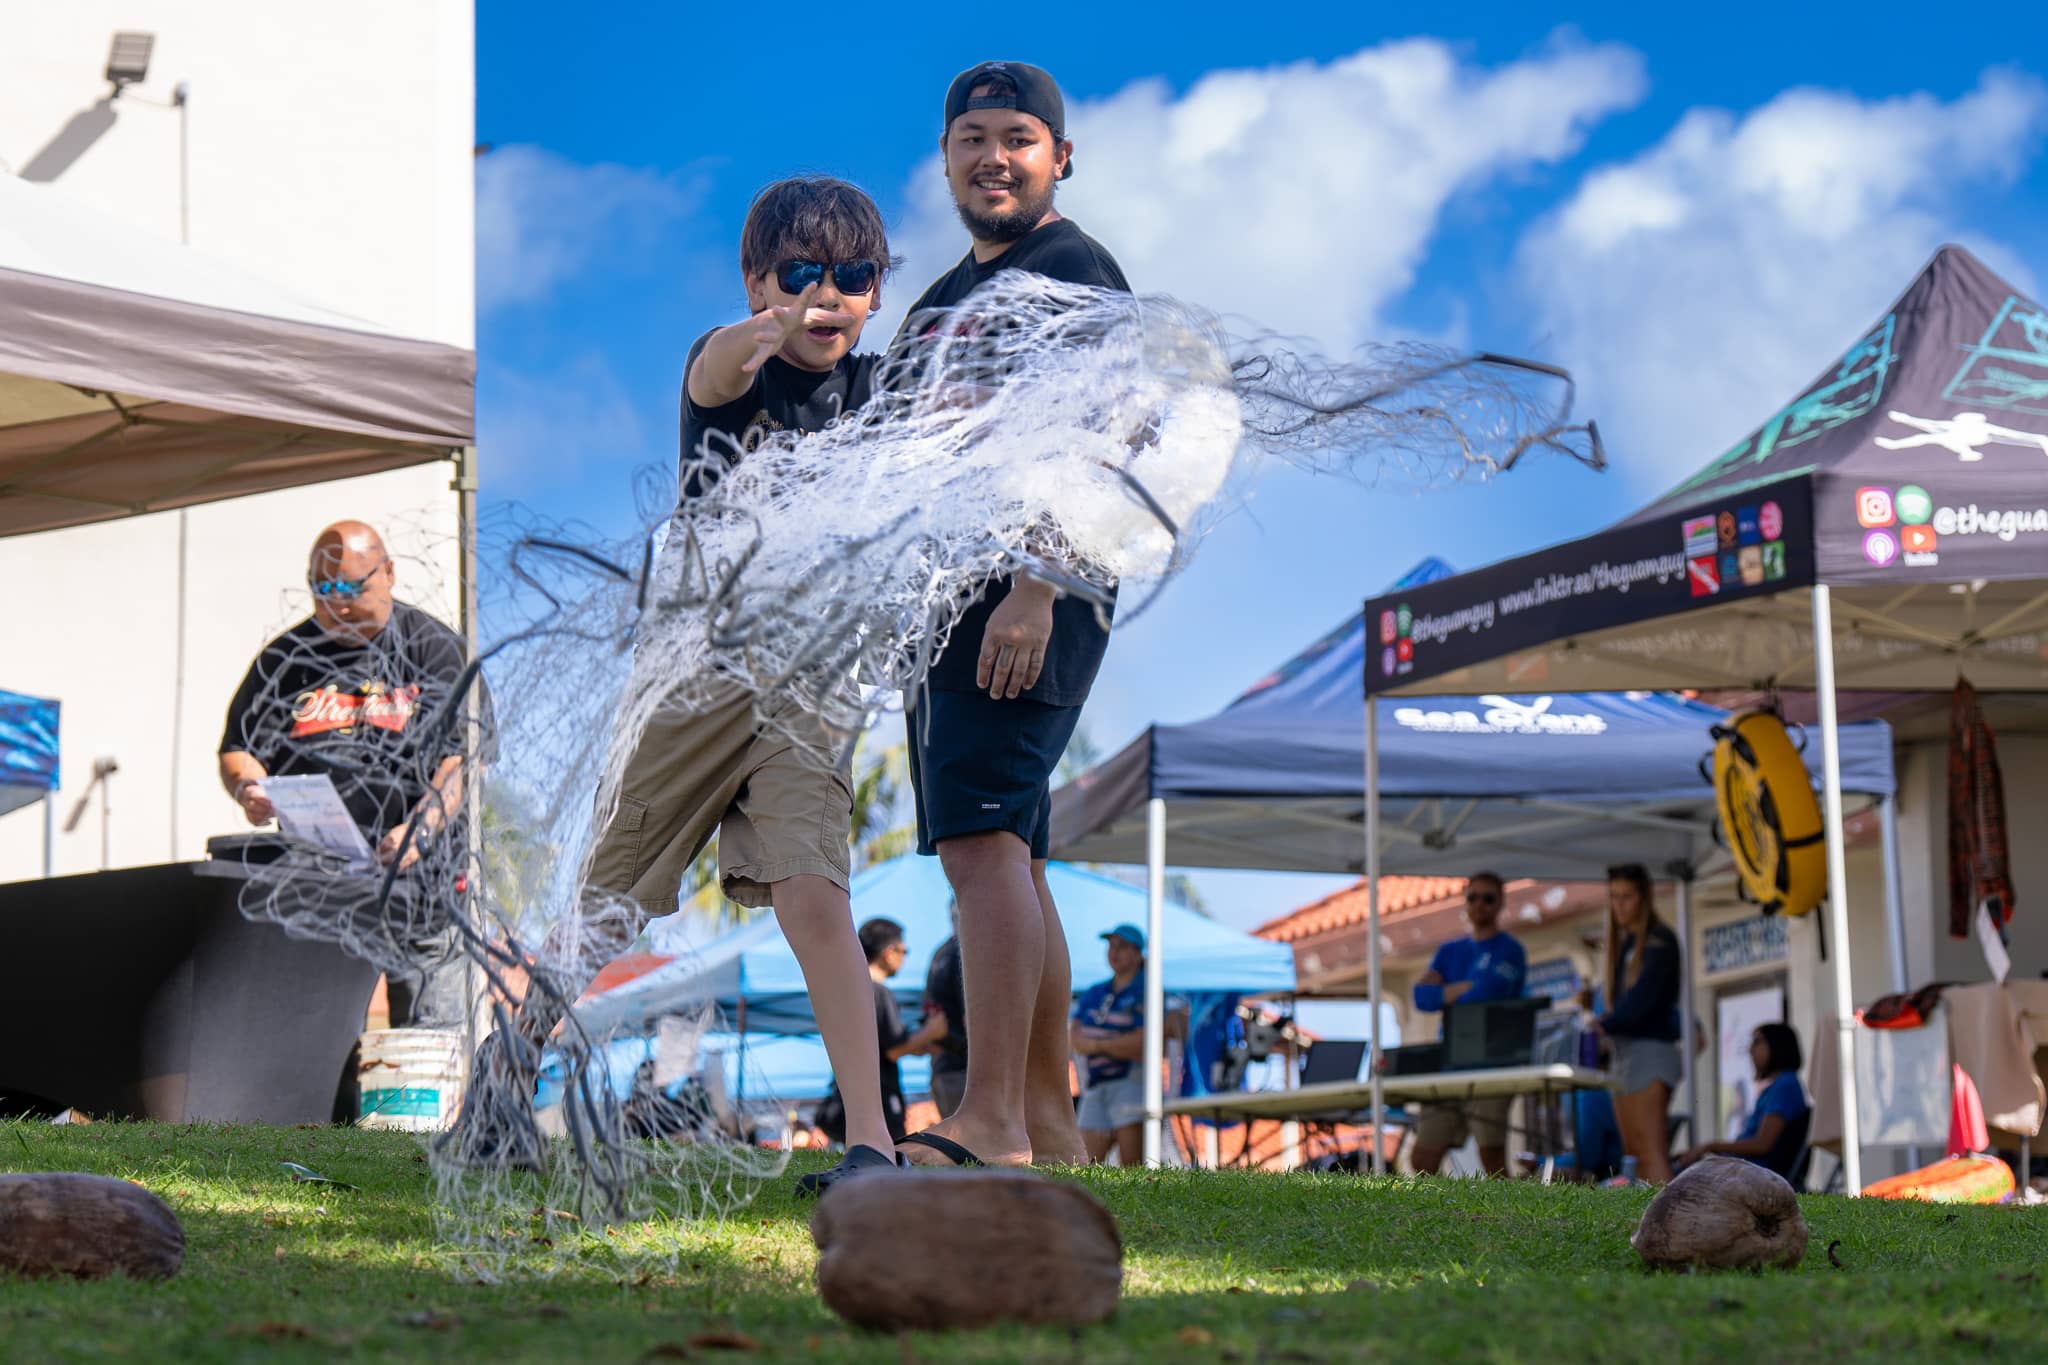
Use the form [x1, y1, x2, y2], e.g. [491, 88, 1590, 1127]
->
[356, 1028, 466, 1131]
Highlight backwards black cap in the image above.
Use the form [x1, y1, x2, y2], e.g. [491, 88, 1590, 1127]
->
[943, 61, 1073, 181]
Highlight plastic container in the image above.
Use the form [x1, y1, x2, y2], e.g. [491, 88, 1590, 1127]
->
[355, 1028, 465, 1131]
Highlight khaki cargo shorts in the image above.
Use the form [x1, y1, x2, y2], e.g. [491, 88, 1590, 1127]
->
[1413, 1094, 1512, 1151]
[587, 682, 853, 913]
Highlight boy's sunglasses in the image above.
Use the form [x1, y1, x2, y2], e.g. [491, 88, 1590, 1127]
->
[774, 258, 879, 297]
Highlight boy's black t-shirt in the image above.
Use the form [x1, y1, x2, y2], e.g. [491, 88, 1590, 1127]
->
[219, 603, 484, 839]
[894, 217, 1131, 708]
[678, 333, 879, 504]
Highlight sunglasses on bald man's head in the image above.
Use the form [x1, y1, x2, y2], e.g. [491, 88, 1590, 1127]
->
[773, 258, 879, 297]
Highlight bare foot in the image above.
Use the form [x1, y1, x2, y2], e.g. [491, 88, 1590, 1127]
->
[898, 1116, 1030, 1169]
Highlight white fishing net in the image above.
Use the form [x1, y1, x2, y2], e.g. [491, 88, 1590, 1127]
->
[217, 272, 1598, 1279]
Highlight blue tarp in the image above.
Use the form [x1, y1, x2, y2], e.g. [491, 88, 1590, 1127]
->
[576, 856, 1297, 1039]
[0, 690, 59, 820]
[1050, 561, 1896, 877]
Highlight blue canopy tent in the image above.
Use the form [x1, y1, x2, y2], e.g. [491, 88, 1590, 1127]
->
[0, 690, 59, 874]
[1050, 560, 1898, 1163]
[569, 855, 1296, 1106]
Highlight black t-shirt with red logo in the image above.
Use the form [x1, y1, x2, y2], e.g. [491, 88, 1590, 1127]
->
[219, 603, 479, 839]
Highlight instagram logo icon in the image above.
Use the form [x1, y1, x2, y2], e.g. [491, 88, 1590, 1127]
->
[1856, 487, 1895, 528]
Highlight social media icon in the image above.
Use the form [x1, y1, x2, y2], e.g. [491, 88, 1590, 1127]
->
[1895, 485, 1933, 526]
[1717, 510, 1738, 547]
[1736, 507, 1760, 545]
[1396, 638, 1413, 663]
[1759, 501, 1783, 541]
[1761, 541, 1786, 581]
[1396, 603, 1412, 637]
[1738, 545, 1764, 586]
[1381, 645, 1397, 675]
[1379, 610, 1397, 645]
[1862, 529, 1899, 566]
[1903, 525, 1937, 554]
[1856, 487, 1895, 528]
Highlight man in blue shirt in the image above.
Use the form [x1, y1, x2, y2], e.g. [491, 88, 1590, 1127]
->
[1409, 872, 1528, 1176]
[1071, 924, 1163, 1165]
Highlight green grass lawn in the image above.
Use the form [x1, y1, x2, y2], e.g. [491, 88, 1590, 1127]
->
[3, 1122, 2044, 1363]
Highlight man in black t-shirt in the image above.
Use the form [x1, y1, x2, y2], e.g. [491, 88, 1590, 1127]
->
[890, 62, 1129, 1171]
[219, 520, 487, 1027]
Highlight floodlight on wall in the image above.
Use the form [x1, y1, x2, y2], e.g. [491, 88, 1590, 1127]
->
[105, 31, 155, 96]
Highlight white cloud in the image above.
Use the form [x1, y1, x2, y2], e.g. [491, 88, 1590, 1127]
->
[476, 353, 652, 496]
[476, 145, 700, 313]
[891, 37, 1647, 350]
[1518, 70, 2048, 494]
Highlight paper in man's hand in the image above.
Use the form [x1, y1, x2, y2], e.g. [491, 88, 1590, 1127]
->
[263, 774, 376, 870]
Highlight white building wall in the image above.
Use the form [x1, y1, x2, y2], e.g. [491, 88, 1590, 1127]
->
[0, 2, 473, 879]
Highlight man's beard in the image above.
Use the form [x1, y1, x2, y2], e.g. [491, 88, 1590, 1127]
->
[954, 177, 1055, 244]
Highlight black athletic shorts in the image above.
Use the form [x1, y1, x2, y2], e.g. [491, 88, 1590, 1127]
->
[905, 689, 1083, 859]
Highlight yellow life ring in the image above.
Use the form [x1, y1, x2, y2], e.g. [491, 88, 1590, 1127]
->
[1709, 710, 1827, 917]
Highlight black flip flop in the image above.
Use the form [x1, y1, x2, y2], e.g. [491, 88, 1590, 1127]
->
[795, 1143, 905, 1198]
[899, 1131, 985, 1168]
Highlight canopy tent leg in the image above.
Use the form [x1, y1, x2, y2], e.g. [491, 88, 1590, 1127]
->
[1879, 798, 1909, 994]
[1366, 699, 1385, 1176]
[1143, 797, 1167, 1167]
[1880, 795, 1919, 1168]
[43, 790, 55, 878]
[1677, 875, 1698, 1150]
[1812, 585, 1862, 1194]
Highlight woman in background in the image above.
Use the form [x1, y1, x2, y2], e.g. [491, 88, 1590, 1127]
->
[1680, 1022, 1810, 1177]
[1599, 864, 1683, 1183]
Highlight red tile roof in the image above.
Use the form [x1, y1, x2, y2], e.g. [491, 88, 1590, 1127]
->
[1254, 876, 1468, 943]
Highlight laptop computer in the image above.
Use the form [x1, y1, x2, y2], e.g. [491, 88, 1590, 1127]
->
[1298, 1039, 1368, 1086]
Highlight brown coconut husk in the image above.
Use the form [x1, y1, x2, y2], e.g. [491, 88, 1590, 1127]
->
[811, 1169, 1122, 1331]
[1632, 1156, 1808, 1270]
[0, 1173, 185, 1280]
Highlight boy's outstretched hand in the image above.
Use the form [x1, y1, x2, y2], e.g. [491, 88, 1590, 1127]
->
[739, 282, 855, 373]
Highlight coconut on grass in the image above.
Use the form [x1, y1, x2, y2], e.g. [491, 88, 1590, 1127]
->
[1632, 1157, 1808, 1271]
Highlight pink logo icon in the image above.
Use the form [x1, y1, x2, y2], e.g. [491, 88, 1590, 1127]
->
[1758, 501, 1782, 541]
[1862, 529, 1899, 567]
[1379, 610, 1397, 645]
[1856, 487, 1894, 528]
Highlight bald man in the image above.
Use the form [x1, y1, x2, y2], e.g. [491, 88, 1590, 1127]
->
[219, 521, 486, 1028]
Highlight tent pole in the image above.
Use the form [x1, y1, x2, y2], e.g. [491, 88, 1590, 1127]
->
[1812, 585, 1862, 1194]
[1880, 795, 1919, 1169]
[1143, 798, 1167, 1167]
[1677, 874, 1698, 1149]
[43, 791, 55, 878]
[1879, 798, 1909, 994]
[1366, 699, 1385, 1177]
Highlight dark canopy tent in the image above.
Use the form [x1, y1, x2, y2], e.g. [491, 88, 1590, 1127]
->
[1359, 245, 2048, 1189]
[1050, 558, 1898, 1160]
[0, 173, 473, 537]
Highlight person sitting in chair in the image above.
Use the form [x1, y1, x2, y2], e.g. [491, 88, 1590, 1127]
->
[1678, 1023, 1810, 1178]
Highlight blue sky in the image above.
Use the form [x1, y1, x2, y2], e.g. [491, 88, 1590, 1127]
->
[475, 2, 2048, 954]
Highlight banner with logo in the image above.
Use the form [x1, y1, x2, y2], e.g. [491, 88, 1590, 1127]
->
[1365, 476, 1817, 693]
